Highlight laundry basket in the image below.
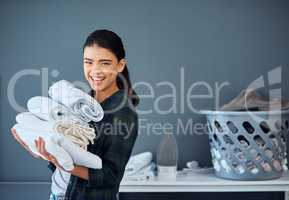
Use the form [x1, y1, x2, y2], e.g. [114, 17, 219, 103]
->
[200, 110, 289, 181]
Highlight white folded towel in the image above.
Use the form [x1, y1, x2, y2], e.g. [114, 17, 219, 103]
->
[125, 152, 153, 176]
[124, 163, 156, 181]
[48, 80, 104, 123]
[13, 123, 102, 170]
[27, 96, 79, 122]
[57, 135, 102, 169]
[16, 112, 95, 149]
[13, 123, 74, 171]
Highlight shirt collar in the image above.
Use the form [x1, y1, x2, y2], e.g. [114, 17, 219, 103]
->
[89, 89, 128, 111]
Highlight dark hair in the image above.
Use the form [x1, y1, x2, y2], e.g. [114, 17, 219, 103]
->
[83, 29, 139, 107]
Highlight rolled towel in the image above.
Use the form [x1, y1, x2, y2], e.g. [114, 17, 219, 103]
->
[13, 123, 102, 170]
[16, 112, 95, 149]
[13, 123, 74, 171]
[125, 152, 153, 176]
[186, 160, 199, 169]
[180, 160, 214, 175]
[48, 80, 104, 122]
[27, 96, 79, 122]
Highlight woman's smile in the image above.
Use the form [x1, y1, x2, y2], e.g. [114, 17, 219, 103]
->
[89, 74, 106, 87]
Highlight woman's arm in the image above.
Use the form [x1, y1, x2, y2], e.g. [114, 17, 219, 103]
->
[70, 165, 89, 180]
[38, 109, 137, 185]
[11, 128, 62, 173]
[34, 138, 100, 177]
[84, 109, 138, 188]
[30, 108, 138, 187]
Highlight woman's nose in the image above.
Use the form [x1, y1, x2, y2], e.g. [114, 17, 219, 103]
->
[91, 64, 101, 70]
[90, 64, 103, 72]
[89, 67, 102, 76]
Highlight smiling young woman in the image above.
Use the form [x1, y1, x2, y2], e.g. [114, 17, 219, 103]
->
[56, 30, 139, 200]
[64, 29, 139, 200]
[11, 29, 140, 200]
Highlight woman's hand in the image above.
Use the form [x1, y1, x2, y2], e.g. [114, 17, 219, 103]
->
[11, 128, 40, 159]
[11, 128, 73, 172]
[34, 137, 74, 172]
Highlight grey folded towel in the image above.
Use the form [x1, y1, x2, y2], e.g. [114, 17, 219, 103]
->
[221, 89, 289, 111]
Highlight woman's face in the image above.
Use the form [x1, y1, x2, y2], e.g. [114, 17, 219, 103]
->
[83, 44, 125, 92]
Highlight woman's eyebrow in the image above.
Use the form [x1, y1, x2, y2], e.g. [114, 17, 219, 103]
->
[83, 58, 112, 62]
[83, 57, 94, 61]
[98, 59, 112, 62]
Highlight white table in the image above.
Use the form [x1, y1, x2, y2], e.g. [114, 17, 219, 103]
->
[1, 172, 288, 199]
[120, 172, 289, 200]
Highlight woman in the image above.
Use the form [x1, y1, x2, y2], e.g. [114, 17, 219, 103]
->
[11, 29, 139, 200]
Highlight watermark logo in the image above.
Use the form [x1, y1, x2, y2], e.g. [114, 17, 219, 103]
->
[7, 66, 286, 137]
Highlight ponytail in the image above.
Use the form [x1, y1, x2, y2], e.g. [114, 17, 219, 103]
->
[117, 65, 139, 107]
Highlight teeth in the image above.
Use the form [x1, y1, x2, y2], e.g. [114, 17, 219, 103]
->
[91, 76, 104, 81]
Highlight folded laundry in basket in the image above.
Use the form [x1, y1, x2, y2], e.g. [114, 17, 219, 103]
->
[221, 89, 289, 111]
[13, 123, 102, 170]
[48, 80, 104, 123]
[125, 152, 153, 176]
[27, 96, 80, 122]
[16, 112, 95, 149]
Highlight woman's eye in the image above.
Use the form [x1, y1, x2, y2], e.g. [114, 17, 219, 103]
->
[84, 61, 93, 65]
[101, 62, 111, 66]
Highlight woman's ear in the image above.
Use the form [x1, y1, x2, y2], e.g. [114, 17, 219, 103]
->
[117, 58, 126, 73]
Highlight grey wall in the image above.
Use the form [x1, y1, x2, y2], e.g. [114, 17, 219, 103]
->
[0, 0, 288, 199]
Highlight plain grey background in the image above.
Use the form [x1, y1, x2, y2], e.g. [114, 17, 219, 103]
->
[0, 0, 288, 199]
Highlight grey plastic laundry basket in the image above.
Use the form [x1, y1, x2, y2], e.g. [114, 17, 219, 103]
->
[200, 110, 289, 181]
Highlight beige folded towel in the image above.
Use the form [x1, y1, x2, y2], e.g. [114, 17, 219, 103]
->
[221, 89, 289, 111]
[54, 121, 95, 149]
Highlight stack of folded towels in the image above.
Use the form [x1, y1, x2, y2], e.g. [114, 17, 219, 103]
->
[13, 80, 104, 171]
[123, 152, 156, 181]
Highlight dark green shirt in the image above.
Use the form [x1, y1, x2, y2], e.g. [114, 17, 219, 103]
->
[48, 89, 138, 200]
